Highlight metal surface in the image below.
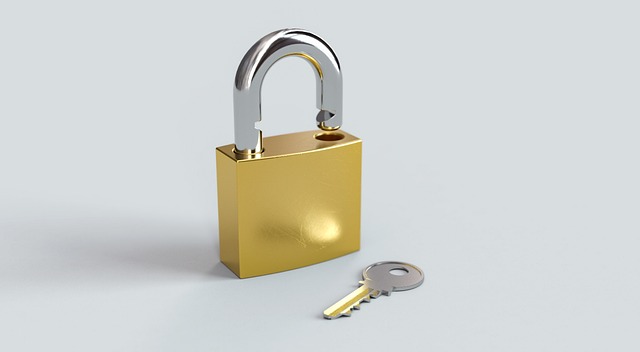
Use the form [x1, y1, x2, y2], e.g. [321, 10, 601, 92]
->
[323, 261, 424, 319]
[233, 28, 343, 154]
[216, 130, 361, 278]
[363, 261, 425, 293]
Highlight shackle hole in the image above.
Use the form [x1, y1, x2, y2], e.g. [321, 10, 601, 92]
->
[314, 132, 344, 141]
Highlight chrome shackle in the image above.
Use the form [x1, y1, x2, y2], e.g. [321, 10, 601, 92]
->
[233, 28, 343, 155]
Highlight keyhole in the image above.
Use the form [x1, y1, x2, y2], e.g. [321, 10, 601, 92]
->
[389, 267, 409, 276]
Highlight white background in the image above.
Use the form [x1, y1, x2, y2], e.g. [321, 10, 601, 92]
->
[1, 1, 639, 351]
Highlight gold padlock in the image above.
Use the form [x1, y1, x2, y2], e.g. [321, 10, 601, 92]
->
[216, 28, 362, 278]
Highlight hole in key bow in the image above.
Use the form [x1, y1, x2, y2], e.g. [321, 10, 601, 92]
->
[389, 267, 409, 276]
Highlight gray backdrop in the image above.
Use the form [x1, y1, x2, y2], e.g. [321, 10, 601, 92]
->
[1, 1, 639, 351]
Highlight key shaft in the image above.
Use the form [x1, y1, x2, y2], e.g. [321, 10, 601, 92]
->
[323, 284, 381, 319]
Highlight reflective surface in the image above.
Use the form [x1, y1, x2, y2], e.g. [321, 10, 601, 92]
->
[233, 28, 343, 154]
[362, 261, 425, 294]
[323, 262, 425, 319]
[216, 130, 361, 278]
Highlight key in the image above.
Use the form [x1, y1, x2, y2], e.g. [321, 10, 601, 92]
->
[323, 261, 424, 319]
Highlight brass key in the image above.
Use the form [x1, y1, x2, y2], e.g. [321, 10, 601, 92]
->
[323, 261, 424, 319]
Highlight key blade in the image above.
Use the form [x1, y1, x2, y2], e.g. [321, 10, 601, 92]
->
[335, 289, 381, 316]
[323, 285, 373, 320]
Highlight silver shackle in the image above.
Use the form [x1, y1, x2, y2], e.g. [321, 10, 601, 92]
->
[233, 28, 343, 155]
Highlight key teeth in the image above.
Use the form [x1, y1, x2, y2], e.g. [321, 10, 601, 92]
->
[338, 294, 373, 317]
[330, 309, 353, 319]
[323, 296, 371, 320]
[323, 299, 367, 320]
[324, 285, 379, 320]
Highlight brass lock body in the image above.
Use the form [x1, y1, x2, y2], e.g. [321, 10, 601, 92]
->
[216, 29, 361, 278]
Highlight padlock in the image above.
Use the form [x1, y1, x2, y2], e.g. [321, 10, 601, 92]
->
[216, 28, 362, 278]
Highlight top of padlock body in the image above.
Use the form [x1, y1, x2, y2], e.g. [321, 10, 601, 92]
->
[233, 28, 343, 155]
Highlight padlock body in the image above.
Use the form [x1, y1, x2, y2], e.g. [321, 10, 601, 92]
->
[216, 130, 361, 278]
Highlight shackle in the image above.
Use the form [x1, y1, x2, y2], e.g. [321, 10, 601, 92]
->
[233, 28, 343, 155]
